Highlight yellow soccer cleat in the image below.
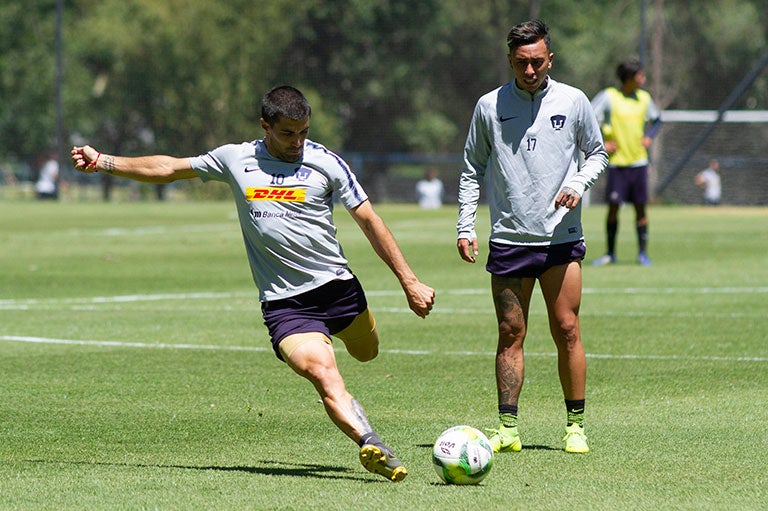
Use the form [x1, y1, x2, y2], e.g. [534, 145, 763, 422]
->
[563, 424, 590, 454]
[486, 425, 522, 453]
[359, 444, 408, 482]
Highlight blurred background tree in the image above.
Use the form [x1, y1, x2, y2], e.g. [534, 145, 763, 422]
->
[1, 0, 766, 187]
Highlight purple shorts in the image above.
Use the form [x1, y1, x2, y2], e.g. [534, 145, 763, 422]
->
[486, 240, 586, 278]
[261, 276, 367, 360]
[605, 165, 649, 205]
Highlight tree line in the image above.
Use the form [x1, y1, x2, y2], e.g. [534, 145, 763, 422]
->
[2, 0, 766, 174]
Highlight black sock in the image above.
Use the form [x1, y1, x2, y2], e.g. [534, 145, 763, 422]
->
[565, 399, 585, 427]
[499, 404, 518, 428]
[637, 223, 648, 253]
[498, 404, 518, 416]
[607, 221, 618, 255]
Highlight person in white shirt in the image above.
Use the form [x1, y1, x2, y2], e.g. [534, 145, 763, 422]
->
[72, 85, 435, 482]
[415, 168, 444, 209]
[456, 19, 607, 456]
[35, 153, 59, 200]
[695, 159, 722, 205]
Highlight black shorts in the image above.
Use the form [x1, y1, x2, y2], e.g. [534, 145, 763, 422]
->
[486, 240, 586, 279]
[605, 165, 649, 205]
[261, 277, 368, 360]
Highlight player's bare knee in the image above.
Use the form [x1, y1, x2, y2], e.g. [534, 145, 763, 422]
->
[552, 320, 580, 348]
[306, 364, 336, 389]
[498, 321, 526, 345]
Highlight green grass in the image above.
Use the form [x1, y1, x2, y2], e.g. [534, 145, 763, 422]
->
[1, 200, 767, 510]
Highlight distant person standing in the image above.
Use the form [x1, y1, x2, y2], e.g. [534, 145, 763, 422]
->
[591, 60, 662, 266]
[35, 152, 60, 200]
[694, 159, 721, 205]
[415, 168, 444, 209]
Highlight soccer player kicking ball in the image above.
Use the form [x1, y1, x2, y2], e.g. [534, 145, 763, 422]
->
[72, 85, 435, 482]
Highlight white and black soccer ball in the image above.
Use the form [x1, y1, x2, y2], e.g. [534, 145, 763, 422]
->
[432, 425, 494, 485]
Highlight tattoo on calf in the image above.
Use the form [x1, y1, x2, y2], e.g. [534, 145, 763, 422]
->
[492, 278, 525, 406]
[497, 355, 522, 405]
[351, 397, 374, 435]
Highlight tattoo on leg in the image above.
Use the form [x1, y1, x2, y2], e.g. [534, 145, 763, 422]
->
[492, 276, 527, 407]
[492, 276, 526, 323]
[495, 288, 524, 321]
[497, 352, 522, 406]
[351, 397, 374, 435]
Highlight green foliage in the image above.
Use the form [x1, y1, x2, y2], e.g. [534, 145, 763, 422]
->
[67, 0, 308, 155]
[552, 1, 640, 96]
[0, 2, 59, 157]
[1, 0, 767, 169]
[395, 111, 459, 153]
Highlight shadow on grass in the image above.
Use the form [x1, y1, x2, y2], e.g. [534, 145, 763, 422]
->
[24, 458, 373, 482]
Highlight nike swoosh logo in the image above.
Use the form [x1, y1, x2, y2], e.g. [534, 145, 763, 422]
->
[244, 168, 260, 173]
[499, 116, 517, 122]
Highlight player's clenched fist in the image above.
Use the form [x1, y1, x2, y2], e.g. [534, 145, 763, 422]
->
[71, 145, 100, 173]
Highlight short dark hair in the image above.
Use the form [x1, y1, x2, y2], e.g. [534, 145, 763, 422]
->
[616, 60, 643, 83]
[261, 86, 312, 126]
[507, 19, 551, 52]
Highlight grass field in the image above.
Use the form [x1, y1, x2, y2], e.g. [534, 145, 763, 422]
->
[1, 200, 766, 510]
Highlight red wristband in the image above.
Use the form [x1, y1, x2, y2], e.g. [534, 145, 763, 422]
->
[87, 152, 101, 169]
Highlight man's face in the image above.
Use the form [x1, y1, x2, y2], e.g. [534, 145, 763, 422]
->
[628, 70, 646, 90]
[507, 38, 553, 94]
[260, 115, 310, 162]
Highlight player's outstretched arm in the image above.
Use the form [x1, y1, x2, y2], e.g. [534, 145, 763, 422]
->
[349, 200, 435, 318]
[71, 145, 198, 183]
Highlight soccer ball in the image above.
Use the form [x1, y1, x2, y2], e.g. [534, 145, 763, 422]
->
[432, 425, 494, 485]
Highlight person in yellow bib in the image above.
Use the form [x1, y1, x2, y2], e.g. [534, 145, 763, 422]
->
[590, 60, 661, 266]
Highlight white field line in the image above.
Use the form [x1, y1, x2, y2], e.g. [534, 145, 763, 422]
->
[1, 335, 767, 363]
[0, 335, 269, 352]
[2, 286, 767, 306]
[0, 291, 253, 307]
[63, 224, 238, 237]
[372, 307, 765, 319]
[2, 287, 765, 361]
[1, 288, 766, 319]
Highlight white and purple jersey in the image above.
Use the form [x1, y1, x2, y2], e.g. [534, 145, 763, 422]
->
[458, 78, 608, 246]
[190, 139, 367, 302]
